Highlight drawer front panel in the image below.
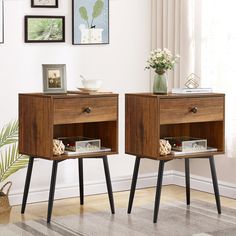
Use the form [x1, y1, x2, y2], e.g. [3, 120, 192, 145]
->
[160, 97, 224, 124]
[54, 97, 117, 124]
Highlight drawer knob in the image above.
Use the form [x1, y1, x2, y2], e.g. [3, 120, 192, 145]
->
[84, 107, 92, 113]
[190, 107, 198, 113]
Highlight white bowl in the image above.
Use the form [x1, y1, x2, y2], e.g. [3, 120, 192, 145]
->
[82, 79, 103, 90]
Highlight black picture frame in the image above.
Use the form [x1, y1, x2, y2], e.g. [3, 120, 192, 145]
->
[72, 0, 110, 45]
[31, 0, 58, 8]
[0, 0, 4, 44]
[24, 16, 65, 43]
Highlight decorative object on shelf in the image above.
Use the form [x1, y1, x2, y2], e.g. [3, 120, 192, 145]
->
[31, 0, 58, 8]
[60, 137, 101, 153]
[79, 74, 103, 91]
[24, 16, 65, 43]
[53, 139, 65, 155]
[42, 64, 67, 93]
[159, 139, 171, 156]
[164, 137, 207, 152]
[185, 73, 200, 88]
[146, 48, 179, 94]
[0, 182, 12, 214]
[172, 73, 212, 94]
[72, 0, 109, 45]
[0, 0, 4, 44]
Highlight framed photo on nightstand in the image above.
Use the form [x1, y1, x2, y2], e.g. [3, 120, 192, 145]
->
[42, 64, 67, 94]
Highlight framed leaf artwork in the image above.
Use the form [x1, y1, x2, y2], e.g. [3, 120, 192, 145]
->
[72, 0, 109, 45]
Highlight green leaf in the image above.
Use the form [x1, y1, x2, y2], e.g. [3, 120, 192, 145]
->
[0, 120, 18, 149]
[92, 0, 104, 19]
[79, 7, 89, 21]
[0, 143, 29, 182]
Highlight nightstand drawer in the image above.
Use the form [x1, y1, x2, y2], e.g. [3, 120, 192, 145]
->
[160, 96, 224, 124]
[53, 97, 117, 124]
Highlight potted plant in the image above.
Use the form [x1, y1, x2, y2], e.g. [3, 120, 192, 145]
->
[79, 0, 105, 43]
[146, 48, 179, 94]
[0, 120, 29, 214]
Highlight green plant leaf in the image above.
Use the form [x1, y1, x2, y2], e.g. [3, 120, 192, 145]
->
[79, 7, 89, 21]
[0, 143, 29, 182]
[0, 120, 18, 149]
[92, 0, 104, 19]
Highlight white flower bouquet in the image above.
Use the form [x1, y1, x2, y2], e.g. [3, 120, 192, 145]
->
[146, 48, 179, 75]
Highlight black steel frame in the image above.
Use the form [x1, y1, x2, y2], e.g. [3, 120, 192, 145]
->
[21, 155, 115, 223]
[127, 156, 221, 223]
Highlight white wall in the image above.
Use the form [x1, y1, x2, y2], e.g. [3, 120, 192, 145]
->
[0, 0, 163, 205]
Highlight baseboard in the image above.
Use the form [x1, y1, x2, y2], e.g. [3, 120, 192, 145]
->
[171, 170, 236, 199]
[9, 170, 236, 205]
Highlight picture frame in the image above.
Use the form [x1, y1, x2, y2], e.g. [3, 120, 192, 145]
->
[72, 0, 109, 45]
[42, 64, 67, 94]
[31, 0, 58, 8]
[25, 16, 65, 43]
[0, 0, 4, 44]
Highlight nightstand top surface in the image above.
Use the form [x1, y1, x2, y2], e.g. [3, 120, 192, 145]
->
[125, 92, 224, 98]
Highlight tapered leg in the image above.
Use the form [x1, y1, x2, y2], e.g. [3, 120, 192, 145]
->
[209, 157, 221, 214]
[153, 160, 165, 223]
[103, 156, 115, 214]
[185, 158, 190, 205]
[21, 157, 34, 214]
[127, 157, 141, 214]
[47, 161, 59, 223]
[78, 158, 84, 205]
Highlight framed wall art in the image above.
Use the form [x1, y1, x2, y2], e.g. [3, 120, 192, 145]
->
[72, 0, 109, 45]
[42, 64, 67, 93]
[25, 16, 65, 43]
[31, 0, 58, 8]
[0, 0, 4, 44]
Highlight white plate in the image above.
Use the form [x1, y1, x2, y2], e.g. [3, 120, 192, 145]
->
[77, 87, 99, 92]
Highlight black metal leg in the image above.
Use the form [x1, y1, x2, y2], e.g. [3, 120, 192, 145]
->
[185, 159, 190, 205]
[127, 157, 140, 214]
[78, 158, 84, 205]
[21, 157, 34, 214]
[103, 156, 115, 214]
[209, 157, 221, 214]
[153, 160, 165, 223]
[47, 161, 59, 223]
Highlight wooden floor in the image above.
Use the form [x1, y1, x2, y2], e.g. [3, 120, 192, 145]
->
[1, 185, 236, 224]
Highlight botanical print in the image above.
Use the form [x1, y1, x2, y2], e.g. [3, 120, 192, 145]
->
[73, 0, 109, 44]
[0, 0, 3, 43]
[33, 0, 56, 6]
[47, 69, 61, 88]
[26, 17, 64, 41]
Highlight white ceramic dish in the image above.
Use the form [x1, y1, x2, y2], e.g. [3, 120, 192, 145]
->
[81, 79, 102, 90]
[77, 87, 99, 92]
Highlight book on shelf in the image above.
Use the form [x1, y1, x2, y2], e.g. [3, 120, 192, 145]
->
[171, 147, 218, 156]
[171, 88, 212, 94]
[64, 147, 112, 156]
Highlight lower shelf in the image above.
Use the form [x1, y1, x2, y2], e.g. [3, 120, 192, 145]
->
[53, 151, 118, 160]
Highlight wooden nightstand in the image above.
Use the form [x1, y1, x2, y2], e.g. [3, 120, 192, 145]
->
[125, 93, 225, 223]
[19, 93, 119, 223]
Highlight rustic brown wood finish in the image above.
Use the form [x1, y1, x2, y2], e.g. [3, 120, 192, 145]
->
[19, 93, 119, 160]
[125, 93, 225, 160]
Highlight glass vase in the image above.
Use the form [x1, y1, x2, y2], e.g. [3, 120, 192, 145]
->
[153, 73, 167, 94]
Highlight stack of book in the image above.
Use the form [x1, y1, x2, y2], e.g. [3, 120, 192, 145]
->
[172, 88, 212, 94]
